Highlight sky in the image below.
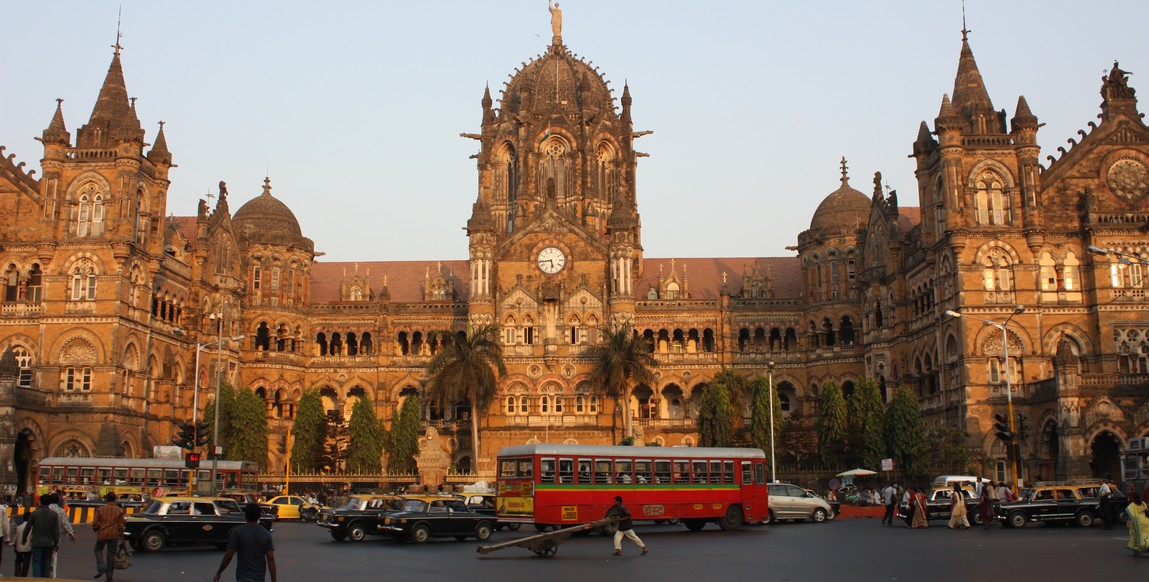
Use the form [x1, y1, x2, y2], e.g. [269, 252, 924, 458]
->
[1, 1, 1145, 264]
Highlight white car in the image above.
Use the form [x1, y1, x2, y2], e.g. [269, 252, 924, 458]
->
[766, 482, 835, 524]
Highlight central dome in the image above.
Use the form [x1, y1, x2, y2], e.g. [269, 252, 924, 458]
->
[499, 44, 615, 118]
[233, 178, 313, 250]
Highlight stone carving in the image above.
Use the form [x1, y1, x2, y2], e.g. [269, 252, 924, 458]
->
[59, 337, 97, 365]
[1106, 158, 1149, 201]
[1102, 62, 1136, 100]
[548, 1, 562, 38]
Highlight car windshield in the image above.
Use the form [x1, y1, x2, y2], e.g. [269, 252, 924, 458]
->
[402, 499, 428, 512]
[341, 497, 366, 510]
[216, 500, 241, 514]
[141, 500, 166, 515]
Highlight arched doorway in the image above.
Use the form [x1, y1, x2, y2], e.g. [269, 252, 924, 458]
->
[14, 429, 34, 496]
[1038, 420, 1060, 481]
[1089, 430, 1122, 479]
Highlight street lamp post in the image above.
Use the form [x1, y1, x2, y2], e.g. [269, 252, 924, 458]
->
[767, 361, 777, 484]
[945, 305, 1024, 494]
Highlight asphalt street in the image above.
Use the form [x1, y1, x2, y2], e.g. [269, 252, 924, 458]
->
[37, 516, 1146, 581]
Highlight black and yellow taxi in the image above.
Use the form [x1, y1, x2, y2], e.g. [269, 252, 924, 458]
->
[997, 481, 1127, 528]
[316, 493, 404, 542]
[900, 486, 985, 526]
[377, 495, 496, 543]
[124, 496, 273, 552]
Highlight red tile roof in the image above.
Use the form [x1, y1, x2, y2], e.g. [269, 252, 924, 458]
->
[636, 257, 803, 300]
[310, 260, 470, 303]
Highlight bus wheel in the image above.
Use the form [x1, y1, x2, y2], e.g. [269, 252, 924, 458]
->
[534, 523, 551, 532]
[719, 505, 744, 531]
[684, 519, 706, 531]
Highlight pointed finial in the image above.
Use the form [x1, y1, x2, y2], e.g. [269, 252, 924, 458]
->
[130, 97, 137, 110]
[961, 0, 970, 41]
[262, 176, 272, 196]
[56, 98, 64, 108]
[113, 6, 124, 55]
[158, 120, 165, 130]
[840, 157, 849, 185]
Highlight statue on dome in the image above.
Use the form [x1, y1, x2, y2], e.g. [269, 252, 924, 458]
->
[548, 1, 562, 38]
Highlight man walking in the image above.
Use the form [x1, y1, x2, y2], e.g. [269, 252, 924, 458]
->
[92, 492, 125, 581]
[48, 492, 75, 577]
[609, 496, 648, 556]
[214, 503, 276, 582]
[21, 494, 59, 578]
[880, 483, 897, 527]
[1099, 475, 1115, 530]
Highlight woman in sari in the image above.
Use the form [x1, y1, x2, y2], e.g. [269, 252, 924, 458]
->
[911, 487, 929, 528]
[1127, 493, 1149, 556]
[948, 483, 970, 529]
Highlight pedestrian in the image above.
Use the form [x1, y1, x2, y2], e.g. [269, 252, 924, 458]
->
[21, 495, 59, 577]
[609, 496, 648, 556]
[910, 488, 929, 529]
[980, 480, 996, 529]
[48, 492, 75, 577]
[13, 510, 32, 577]
[948, 484, 970, 529]
[1125, 493, 1149, 556]
[91, 491, 125, 581]
[213, 503, 276, 582]
[0, 496, 10, 571]
[1100, 475, 1115, 530]
[880, 483, 897, 527]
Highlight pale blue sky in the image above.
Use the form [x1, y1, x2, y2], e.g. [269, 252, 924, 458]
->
[2, 1, 1145, 263]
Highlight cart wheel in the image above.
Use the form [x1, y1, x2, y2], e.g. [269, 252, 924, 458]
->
[533, 539, 559, 558]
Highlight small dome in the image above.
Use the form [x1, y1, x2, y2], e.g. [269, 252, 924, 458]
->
[809, 165, 871, 235]
[233, 178, 313, 250]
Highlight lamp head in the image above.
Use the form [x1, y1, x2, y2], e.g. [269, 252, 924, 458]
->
[944, 310, 961, 318]
[1013, 305, 1025, 314]
[1085, 245, 1108, 256]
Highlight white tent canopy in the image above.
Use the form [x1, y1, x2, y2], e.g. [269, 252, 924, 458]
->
[837, 468, 877, 477]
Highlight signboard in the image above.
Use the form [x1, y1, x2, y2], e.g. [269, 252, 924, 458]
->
[153, 445, 182, 460]
[880, 458, 894, 472]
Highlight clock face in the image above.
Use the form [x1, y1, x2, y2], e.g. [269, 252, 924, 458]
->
[537, 246, 566, 274]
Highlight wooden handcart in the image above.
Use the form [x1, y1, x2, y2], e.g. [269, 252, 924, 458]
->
[476, 517, 617, 558]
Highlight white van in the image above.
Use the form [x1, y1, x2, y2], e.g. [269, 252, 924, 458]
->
[931, 475, 984, 489]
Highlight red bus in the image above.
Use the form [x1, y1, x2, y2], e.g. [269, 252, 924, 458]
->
[495, 444, 768, 532]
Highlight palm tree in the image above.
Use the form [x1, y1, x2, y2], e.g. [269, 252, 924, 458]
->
[586, 325, 657, 439]
[424, 324, 506, 469]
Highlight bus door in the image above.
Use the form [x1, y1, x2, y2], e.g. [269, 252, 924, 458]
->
[496, 457, 535, 522]
[740, 460, 767, 522]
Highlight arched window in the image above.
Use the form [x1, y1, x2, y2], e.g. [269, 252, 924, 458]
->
[974, 170, 1009, 225]
[71, 261, 97, 300]
[496, 143, 518, 231]
[1063, 252, 1080, 291]
[1039, 251, 1057, 291]
[982, 250, 1013, 292]
[595, 142, 617, 203]
[539, 137, 570, 201]
[13, 346, 33, 388]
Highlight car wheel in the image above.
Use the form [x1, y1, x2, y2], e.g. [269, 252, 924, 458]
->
[1008, 511, 1027, 529]
[1074, 510, 1095, 528]
[347, 522, 367, 542]
[330, 531, 347, 542]
[506, 522, 521, 531]
[141, 529, 166, 552]
[812, 508, 828, 523]
[412, 524, 432, 544]
[475, 522, 494, 541]
[684, 518, 706, 531]
[765, 510, 777, 525]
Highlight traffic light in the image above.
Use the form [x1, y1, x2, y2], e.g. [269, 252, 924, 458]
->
[993, 413, 1013, 441]
[172, 421, 197, 450]
[195, 421, 211, 447]
[1016, 413, 1029, 440]
[185, 451, 201, 469]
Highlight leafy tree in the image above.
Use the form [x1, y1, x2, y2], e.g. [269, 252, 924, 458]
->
[387, 394, 422, 474]
[586, 325, 657, 439]
[424, 325, 505, 466]
[291, 389, 327, 473]
[749, 375, 783, 455]
[697, 382, 734, 447]
[885, 386, 928, 479]
[816, 379, 848, 466]
[711, 368, 750, 427]
[228, 388, 269, 470]
[847, 377, 886, 470]
[347, 398, 384, 473]
[322, 410, 350, 473]
[928, 427, 975, 474]
[779, 411, 819, 465]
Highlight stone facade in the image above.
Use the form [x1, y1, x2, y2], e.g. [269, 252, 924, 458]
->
[2, 23, 1148, 493]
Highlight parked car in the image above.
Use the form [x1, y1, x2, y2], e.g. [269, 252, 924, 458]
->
[461, 493, 521, 531]
[997, 481, 1128, 528]
[124, 496, 273, 552]
[766, 483, 834, 523]
[221, 491, 279, 520]
[262, 495, 319, 520]
[316, 494, 404, 542]
[377, 495, 496, 543]
[900, 487, 984, 526]
[805, 489, 839, 519]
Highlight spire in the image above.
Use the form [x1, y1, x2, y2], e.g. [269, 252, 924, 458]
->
[467, 199, 495, 232]
[481, 84, 494, 125]
[839, 157, 850, 187]
[935, 93, 962, 132]
[913, 120, 937, 157]
[147, 120, 173, 165]
[77, 49, 144, 147]
[41, 98, 71, 145]
[621, 82, 632, 124]
[950, 32, 1002, 133]
[1011, 95, 1038, 132]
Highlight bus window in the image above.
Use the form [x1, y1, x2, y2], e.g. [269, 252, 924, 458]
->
[707, 461, 721, 484]
[146, 469, 162, 487]
[577, 459, 592, 484]
[558, 459, 574, 483]
[741, 462, 752, 484]
[38, 466, 51, 484]
[164, 469, 180, 487]
[673, 460, 690, 483]
[97, 468, 112, 485]
[540, 458, 556, 483]
[113, 468, 128, 485]
[80, 467, 96, 485]
[65, 467, 78, 484]
[129, 468, 145, 486]
[51, 467, 64, 484]
[517, 460, 533, 480]
[754, 462, 766, 485]
[594, 459, 613, 484]
[692, 461, 708, 483]
[499, 460, 517, 479]
[654, 460, 672, 484]
[723, 461, 734, 484]
[635, 460, 652, 484]
[616, 460, 633, 483]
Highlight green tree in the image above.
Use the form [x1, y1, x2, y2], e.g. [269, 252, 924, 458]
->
[885, 386, 928, 479]
[847, 377, 886, 470]
[749, 375, 783, 455]
[291, 389, 327, 473]
[779, 411, 819, 465]
[816, 379, 848, 466]
[228, 388, 269, 470]
[424, 325, 506, 466]
[697, 382, 735, 447]
[346, 398, 384, 474]
[928, 426, 974, 474]
[322, 410, 350, 473]
[586, 325, 657, 440]
[386, 394, 422, 474]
